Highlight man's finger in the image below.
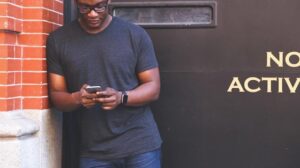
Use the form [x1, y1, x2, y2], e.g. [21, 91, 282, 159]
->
[95, 96, 116, 103]
[96, 91, 114, 97]
[83, 93, 97, 99]
[82, 98, 95, 104]
[102, 102, 115, 106]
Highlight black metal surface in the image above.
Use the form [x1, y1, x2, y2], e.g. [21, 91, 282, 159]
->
[64, 0, 77, 23]
[109, 1, 217, 28]
[63, 0, 300, 167]
[145, 0, 300, 167]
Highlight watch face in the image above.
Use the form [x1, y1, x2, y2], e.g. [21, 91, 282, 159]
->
[122, 91, 128, 104]
[123, 94, 128, 104]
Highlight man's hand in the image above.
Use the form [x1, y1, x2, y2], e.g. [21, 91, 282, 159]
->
[78, 84, 98, 109]
[94, 87, 122, 110]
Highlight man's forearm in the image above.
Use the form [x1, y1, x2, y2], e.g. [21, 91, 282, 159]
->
[50, 91, 81, 112]
[125, 81, 160, 107]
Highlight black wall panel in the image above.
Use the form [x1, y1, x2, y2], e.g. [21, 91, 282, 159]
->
[64, 0, 300, 167]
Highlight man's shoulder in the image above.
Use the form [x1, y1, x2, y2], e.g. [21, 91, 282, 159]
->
[49, 20, 79, 39]
[113, 17, 148, 38]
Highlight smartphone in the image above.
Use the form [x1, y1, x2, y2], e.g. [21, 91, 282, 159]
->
[85, 85, 102, 93]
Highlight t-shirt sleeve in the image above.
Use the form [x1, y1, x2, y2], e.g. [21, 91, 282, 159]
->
[135, 29, 159, 73]
[46, 34, 64, 76]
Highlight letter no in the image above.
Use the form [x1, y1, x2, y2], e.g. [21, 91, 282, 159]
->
[266, 52, 283, 67]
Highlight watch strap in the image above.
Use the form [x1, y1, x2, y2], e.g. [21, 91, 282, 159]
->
[121, 91, 128, 105]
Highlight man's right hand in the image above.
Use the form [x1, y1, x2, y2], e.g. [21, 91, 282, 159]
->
[77, 84, 98, 109]
[49, 73, 99, 111]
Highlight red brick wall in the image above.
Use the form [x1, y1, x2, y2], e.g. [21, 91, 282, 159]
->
[0, 0, 64, 111]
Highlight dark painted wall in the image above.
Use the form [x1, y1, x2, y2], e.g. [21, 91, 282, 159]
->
[65, 0, 300, 167]
[145, 1, 300, 168]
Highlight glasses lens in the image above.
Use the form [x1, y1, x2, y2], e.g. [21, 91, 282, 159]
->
[79, 6, 90, 14]
[78, 2, 108, 14]
[94, 6, 106, 12]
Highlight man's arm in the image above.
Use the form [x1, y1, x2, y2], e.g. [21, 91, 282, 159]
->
[95, 67, 160, 110]
[126, 67, 161, 106]
[48, 73, 97, 112]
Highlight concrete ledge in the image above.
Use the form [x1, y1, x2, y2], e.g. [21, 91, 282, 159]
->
[0, 109, 62, 168]
[0, 111, 39, 138]
[24, 109, 62, 168]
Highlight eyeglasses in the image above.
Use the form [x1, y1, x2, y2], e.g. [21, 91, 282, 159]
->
[78, 2, 108, 14]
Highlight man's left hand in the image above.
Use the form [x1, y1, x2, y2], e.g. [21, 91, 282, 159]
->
[94, 87, 122, 110]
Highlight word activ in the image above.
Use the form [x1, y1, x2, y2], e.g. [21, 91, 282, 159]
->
[227, 77, 300, 93]
[227, 51, 300, 93]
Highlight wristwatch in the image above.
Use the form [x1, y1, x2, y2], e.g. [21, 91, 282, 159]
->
[121, 91, 128, 105]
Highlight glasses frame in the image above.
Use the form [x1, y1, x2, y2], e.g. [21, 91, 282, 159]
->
[78, 1, 109, 14]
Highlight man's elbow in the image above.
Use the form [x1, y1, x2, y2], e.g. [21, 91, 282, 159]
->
[151, 87, 160, 101]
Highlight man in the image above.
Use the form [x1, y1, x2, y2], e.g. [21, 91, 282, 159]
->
[46, 0, 162, 167]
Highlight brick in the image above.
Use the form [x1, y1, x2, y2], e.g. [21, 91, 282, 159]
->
[23, 46, 46, 58]
[7, 0, 23, 5]
[54, 0, 63, 13]
[23, 8, 44, 20]
[0, 4, 9, 16]
[0, 72, 17, 84]
[22, 85, 48, 97]
[0, 59, 21, 71]
[43, 0, 54, 10]
[0, 72, 21, 85]
[8, 59, 21, 71]
[15, 19, 22, 32]
[0, 3, 21, 18]
[9, 85, 22, 97]
[23, 97, 48, 109]
[14, 0, 23, 6]
[0, 17, 22, 32]
[14, 97, 21, 109]
[18, 34, 48, 46]
[0, 59, 8, 71]
[0, 86, 8, 97]
[23, 59, 46, 71]
[11, 59, 21, 71]
[23, 72, 47, 84]
[0, 45, 22, 58]
[15, 72, 21, 83]
[49, 11, 60, 23]
[0, 17, 11, 30]
[0, 85, 21, 97]
[0, 46, 13, 57]
[9, 72, 15, 84]
[22, 21, 43, 32]
[0, 46, 9, 57]
[0, 98, 22, 111]
[0, 99, 13, 111]
[0, 32, 17, 44]
[0, 73, 8, 84]
[23, 8, 60, 23]
[58, 14, 64, 25]
[23, 0, 54, 9]
[22, 0, 43, 7]
[15, 46, 21, 58]
[7, 4, 21, 19]
[23, 21, 55, 33]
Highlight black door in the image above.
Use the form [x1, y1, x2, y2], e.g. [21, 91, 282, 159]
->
[64, 0, 300, 167]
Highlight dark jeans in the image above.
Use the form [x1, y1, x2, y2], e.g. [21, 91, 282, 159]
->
[80, 149, 161, 168]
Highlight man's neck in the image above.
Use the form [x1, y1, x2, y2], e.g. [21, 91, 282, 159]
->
[78, 15, 112, 34]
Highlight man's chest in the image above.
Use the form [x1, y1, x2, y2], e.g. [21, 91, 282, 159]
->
[60, 37, 138, 76]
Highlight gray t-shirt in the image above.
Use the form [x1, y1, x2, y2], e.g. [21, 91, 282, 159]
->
[46, 17, 162, 160]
